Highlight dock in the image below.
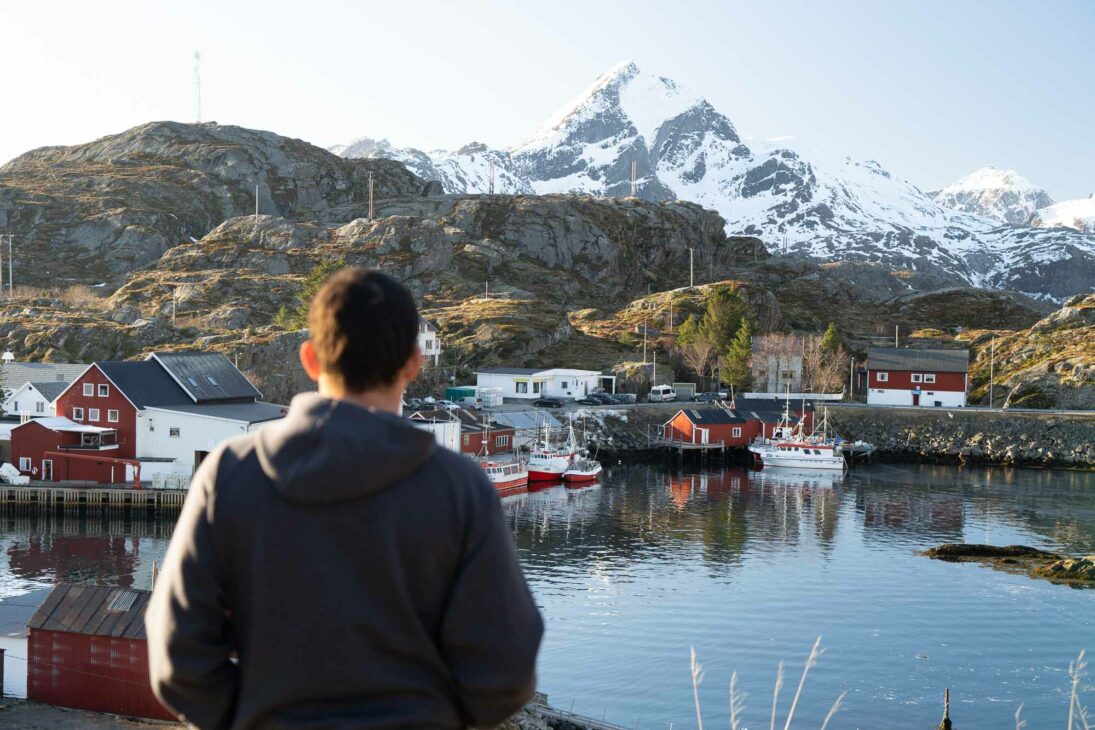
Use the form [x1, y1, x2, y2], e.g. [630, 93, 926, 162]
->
[0, 484, 187, 510]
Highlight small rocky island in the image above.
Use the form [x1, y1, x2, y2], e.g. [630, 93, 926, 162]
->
[925, 544, 1095, 587]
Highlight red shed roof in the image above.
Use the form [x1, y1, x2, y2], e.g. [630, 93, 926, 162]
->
[28, 583, 151, 640]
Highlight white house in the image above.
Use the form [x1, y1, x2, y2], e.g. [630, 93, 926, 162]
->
[1, 360, 87, 404]
[475, 367, 615, 400]
[2, 381, 68, 417]
[418, 319, 442, 366]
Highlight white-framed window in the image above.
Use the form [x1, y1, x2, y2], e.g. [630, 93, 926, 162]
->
[83, 383, 94, 396]
[560, 381, 568, 390]
[35, 402, 44, 413]
[515, 382, 528, 394]
[169, 427, 181, 438]
[98, 384, 109, 397]
[495, 435, 510, 447]
[924, 373, 936, 383]
[532, 381, 541, 394]
[88, 408, 100, 422]
[732, 427, 742, 438]
[107, 409, 119, 423]
[462, 434, 470, 447]
[911, 373, 923, 383]
[72, 407, 84, 421]
[876, 372, 889, 382]
[18, 457, 30, 471]
[11, 401, 17, 412]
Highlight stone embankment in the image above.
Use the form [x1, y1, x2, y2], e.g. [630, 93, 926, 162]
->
[827, 404, 1095, 469]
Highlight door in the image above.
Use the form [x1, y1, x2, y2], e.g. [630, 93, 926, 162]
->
[194, 451, 210, 473]
[912, 393, 920, 406]
[42, 459, 53, 481]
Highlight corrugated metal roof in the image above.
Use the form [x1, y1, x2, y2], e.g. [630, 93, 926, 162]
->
[151, 352, 262, 403]
[29, 381, 69, 402]
[867, 347, 970, 373]
[491, 411, 563, 430]
[2, 363, 87, 391]
[15, 416, 115, 434]
[147, 401, 288, 424]
[28, 583, 152, 640]
[97, 361, 190, 408]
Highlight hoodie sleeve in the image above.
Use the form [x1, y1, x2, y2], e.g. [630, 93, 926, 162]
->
[145, 451, 239, 729]
[439, 471, 544, 728]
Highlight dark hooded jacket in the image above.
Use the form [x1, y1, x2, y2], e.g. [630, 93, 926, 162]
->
[146, 394, 543, 729]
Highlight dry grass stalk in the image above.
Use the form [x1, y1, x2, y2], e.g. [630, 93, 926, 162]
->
[1015, 703, 1026, 730]
[782, 635, 823, 730]
[728, 671, 746, 730]
[769, 659, 784, 730]
[1071, 650, 1089, 730]
[819, 690, 846, 730]
[689, 646, 705, 730]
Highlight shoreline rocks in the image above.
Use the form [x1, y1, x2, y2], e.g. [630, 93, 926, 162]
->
[925, 543, 1095, 587]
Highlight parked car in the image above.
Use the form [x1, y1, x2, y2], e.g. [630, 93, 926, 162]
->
[612, 393, 637, 404]
[533, 396, 566, 409]
[590, 393, 618, 405]
[692, 392, 723, 402]
[647, 385, 677, 403]
[576, 396, 601, 406]
[435, 399, 461, 411]
[456, 396, 482, 409]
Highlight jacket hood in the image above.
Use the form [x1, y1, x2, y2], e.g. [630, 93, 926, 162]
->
[255, 393, 436, 505]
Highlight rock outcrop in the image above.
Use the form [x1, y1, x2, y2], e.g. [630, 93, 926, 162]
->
[925, 544, 1095, 588]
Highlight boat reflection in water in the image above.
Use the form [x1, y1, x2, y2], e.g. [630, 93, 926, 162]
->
[748, 466, 845, 491]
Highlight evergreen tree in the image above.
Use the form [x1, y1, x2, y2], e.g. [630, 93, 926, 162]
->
[275, 259, 343, 330]
[721, 318, 753, 390]
[676, 314, 700, 346]
[821, 321, 841, 354]
[699, 286, 749, 354]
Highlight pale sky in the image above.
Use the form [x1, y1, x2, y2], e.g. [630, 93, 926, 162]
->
[1, 0, 1091, 201]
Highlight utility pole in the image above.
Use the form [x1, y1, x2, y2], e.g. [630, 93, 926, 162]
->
[642, 315, 648, 364]
[368, 172, 375, 219]
[689, 248, 694, 288]
[668, 294, 673, 333]
[193, 51, 202, 123]
[630, 160, 637, 197]
[894, 325, 899, 348]
[487, 158, 495, 195]
[254, 183, 259, 218]
[849, 357, 855, 399]
[652, 350, 657, 386]
[172, 286, 177, 326]
[989, 336, 995, 408]
[8, 234, 12, 296]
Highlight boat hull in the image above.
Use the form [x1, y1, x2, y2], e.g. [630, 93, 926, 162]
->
[748, 446, 845, 470]
[563, 467, 603, 483]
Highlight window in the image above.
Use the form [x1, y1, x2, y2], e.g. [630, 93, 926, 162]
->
[72, 407, 84, 421]
[35, 402, 44, 413]
[18, 457, 30, 471]
[924, 373, 936, 384]
[169, 427, 181, 438]
[148, 421, 155, 433]
[911, 373, 923, 383]
[532, 381, 541, 394]
[107, 409, 119, 423]
[98, 384, 109, 397]
[495, 435, 510, 447]
[876, 372, 889, 382]
[462, 434, 470, 447]
[515, 381, 528, 394]
[88, 408, 100, 422]
[732, 427, 742, 438]
[206, 376, 219, 386]
[186, 377, 199, 387]
[781, 371, 796, 380]
[83, 383, 94, 396]
[560, 381, 568, 390]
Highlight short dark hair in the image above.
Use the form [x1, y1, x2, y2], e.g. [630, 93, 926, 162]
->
[308, 268, 420, 392]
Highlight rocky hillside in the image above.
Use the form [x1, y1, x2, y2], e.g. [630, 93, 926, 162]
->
[0, 121, 436, 286]
[334, 61, 1095, 302]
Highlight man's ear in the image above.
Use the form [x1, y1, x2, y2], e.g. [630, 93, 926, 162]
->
[299, 340, 322, 383]
[400, 346, 424, 388]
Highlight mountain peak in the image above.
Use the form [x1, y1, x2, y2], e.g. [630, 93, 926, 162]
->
[940, 166, 1040, 194]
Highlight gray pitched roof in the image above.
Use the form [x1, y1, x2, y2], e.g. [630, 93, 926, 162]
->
[2, 362, 87, 391]
[97, 361, 191, 408]
[148, 401, 288, 424]
[475, 367, 545, 376]
[491, 411, 563, 430]
[867, 347, 970, 373]
[28, 583, 152, 640]
[29, 381, 69, 402]
[150, 352, 262, 403]
[677, 408, 745, 425]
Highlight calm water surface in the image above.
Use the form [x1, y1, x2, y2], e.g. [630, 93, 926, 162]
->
[0, 463, 1092, 728]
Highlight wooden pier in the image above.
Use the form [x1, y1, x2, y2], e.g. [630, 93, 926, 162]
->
[0, 484, 187, 510]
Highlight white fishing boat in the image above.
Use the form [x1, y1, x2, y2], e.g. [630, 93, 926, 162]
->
[748, 401, 852, 471]
[476, 418, 528, 492]
[527, 420, 578, 481]
[563, 457, 603, 483]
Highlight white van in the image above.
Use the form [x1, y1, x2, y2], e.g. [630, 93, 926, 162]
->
[648, 385, 677, 403]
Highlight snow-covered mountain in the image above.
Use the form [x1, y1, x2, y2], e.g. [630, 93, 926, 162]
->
[928, 167, 1054, 226]
[1031, 194, 1095, 234]
[333, 61, 1095, 301]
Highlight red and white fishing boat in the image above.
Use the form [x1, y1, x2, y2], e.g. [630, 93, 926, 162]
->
[563, 457, 602, 483]
[476, 418, 529, 492]
[748, 400, 845, 470]
[480, 459, 529, 492]
[527, 422, 578, 481]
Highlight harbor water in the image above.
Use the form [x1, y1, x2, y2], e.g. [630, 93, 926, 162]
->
[0, 463, 1092, 727]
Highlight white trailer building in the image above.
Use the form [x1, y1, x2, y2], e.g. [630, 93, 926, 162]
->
[475, 367, 615, 400]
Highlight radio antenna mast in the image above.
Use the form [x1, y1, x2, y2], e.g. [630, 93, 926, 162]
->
[193, 51, 202, 123]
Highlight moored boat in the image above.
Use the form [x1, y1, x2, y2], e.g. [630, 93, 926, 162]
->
[748, 400, 866, 471]
[480, 459, 529, 492]
[563, 457, 603, 483]
[528, 421, 579, 481]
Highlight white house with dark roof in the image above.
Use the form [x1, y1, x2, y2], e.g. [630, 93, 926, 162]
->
[475, 367, 615, 400]
[2, 381, 70, 417]
[866, 347, 970, 407]
[418, 319, 442, 366]
[1, 361, 87, 403]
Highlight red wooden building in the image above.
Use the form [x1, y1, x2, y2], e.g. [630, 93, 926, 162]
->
[27, 583, 175, 721]
[662, 400, 816, 447]
[409, 407, 517, 456]
[10, 417, 140, 484]
[866, 347, 970, 408]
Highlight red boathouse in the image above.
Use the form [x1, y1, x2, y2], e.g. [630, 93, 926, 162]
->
[27, 583, 175, 721]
